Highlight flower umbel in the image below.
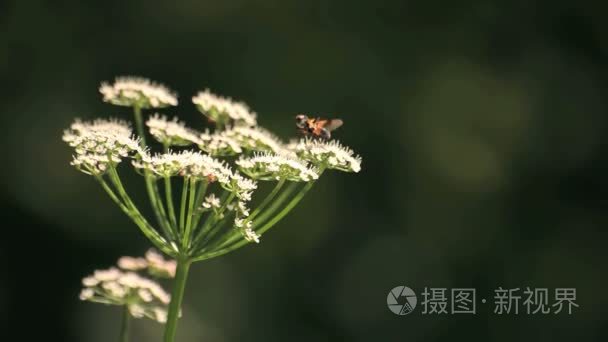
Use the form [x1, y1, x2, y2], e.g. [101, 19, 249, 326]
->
[100, 76, 178, 109]
[192, 89, 257, 127]
[66, 76, 363, 342]
[62, 118, 140, 175]
[80, 251, 174, 324]
[237, 152, 318, 181]
[224, 126, 287, 154]
[147, 114, 201, 147]
[289, 138, 362, 173]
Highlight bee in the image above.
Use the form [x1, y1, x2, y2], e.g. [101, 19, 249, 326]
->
[295, 114, 343, 140]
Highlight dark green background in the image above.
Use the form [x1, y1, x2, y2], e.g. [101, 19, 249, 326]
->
[1, 0, 607, 341]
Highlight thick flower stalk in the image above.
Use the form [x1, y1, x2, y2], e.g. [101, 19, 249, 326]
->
[64, 76, 362, 342]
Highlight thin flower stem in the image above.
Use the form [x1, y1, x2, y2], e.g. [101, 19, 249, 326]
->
[164, 177, 177, 231]
[190, 181, 209, 229]
[194, 181, 316, 261]
[133, 106, 173, 238]
[152, 182, 175, 240]
[207, 180, 293, 250]
[247, 178, 286, 222]
[94, 175, 130, 213]
[251, 182, 299, 227]
[120, 305, 130, 342]
[164, 177, 178, 229]
[254, 181, 315, 235]
[163, 257, 191, 342]
[179, 178, 189, 234]
[106, 165, 174, 255]
[183, 178, 197, 248]
[133, 105, 146, 147]
[190, 192, 235, 251]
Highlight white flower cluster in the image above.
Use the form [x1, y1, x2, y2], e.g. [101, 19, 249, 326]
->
[222, 173, 257, 201]
[192, 89, 257, 126]
[100, 76, 178, 108]
[223, 126, 287, 154]
[198, 131, 243, 156]
[118, 249, 177, 278]
[202, 194, 221, 209]
[79, 260, 172, 323]
[133, 150, 233, 183]
[146, 114, 201, 147]
[289, 138, 362, 173]
[236, 153, 318, 182]
[63, 119, 141, 175]
[232, 201, 259, 243]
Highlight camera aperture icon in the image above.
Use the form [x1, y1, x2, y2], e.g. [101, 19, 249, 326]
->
[387, 286, 417, 315]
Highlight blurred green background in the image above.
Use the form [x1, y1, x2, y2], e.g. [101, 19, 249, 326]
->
[1, 0, 608, 341]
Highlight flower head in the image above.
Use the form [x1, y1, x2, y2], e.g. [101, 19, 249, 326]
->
[79, 266, 171, 323]
[100, 76, 178, 108]
[133, 150, 233, 183]
[198, 131, 243, 156]
[63, 119, 141, 175]
[192, 89, 256, 126]
[289, 138, 362, 173]
[236, 152, 318, 182]
[144, 249, 177, 278]
[223, 126, 287, 154]
[146, 114, 201, 147]
[222, 173, 257, 201]
[202, 193, 221, 209]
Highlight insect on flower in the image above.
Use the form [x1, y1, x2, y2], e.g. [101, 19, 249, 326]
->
[295, 114, 343, 140]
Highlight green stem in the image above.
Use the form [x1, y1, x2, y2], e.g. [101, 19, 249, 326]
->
[163, 258, 191, 342]
[179, 178, 189, 234]
[190, 192, 235, 251]
[132, 107, 173, 239]
[190, 181, 209, 229]
[247, 178, 286, 222]
[120, 305, 130, 342]
[252, 182, 299, 227]
[105, 165, 174, 255]
[133, 105, 146, 146]
[164, 177, 178, 229]
[183, 179, 197, 248]
[209, 181, 293, 250]
[194, 181, 316, 261]
[255, 181, 315, 235]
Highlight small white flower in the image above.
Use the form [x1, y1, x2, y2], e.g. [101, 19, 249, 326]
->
[146, 114, 201, 146]
[192, 89, 257, 126]
[243, 228, 260, 243]
[222, 173, 258, 201]
[79, 288, 95, 300]
[117, 257, 148, 271]
[198, 131, 243, 156]
[133, 150, 233, 184]
[82, 276, 99, 287]
[237, 152, 319, 182]
[100, 76, 178, 108]
[202, 194, 221, 209]
[139, 289, 153, 302]
[145, 249, 177, 278]
[288, 138, 362, 173]
[236, 201, 250, 216]
[154, 308, 168, 323]
[223, 126, 287, 153]
[94, 267, 122, 282]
